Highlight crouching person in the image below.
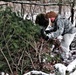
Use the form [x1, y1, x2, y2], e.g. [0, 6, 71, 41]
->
[39, 11, 76, 60]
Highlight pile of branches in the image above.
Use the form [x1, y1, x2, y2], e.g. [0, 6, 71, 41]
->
[0, 7, 61, 75]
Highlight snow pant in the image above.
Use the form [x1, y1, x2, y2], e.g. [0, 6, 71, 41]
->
[60, 33, 76, 59]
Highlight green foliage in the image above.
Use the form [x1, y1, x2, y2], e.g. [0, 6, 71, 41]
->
[0, 7, 62, 75]
[0, 7, 41, 74]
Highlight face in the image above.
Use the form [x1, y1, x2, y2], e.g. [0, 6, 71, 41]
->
[50, 17, 55, 23]
[35, 13, 54, 35]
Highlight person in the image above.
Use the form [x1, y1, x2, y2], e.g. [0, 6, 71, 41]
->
[35, 13, 49, 29]
[36, 11, 76, 59]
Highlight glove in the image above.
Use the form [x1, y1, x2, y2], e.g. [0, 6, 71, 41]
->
[41, 29, 49, 40]
[46, 33, 54, 39]
[45, 30, 51, 34]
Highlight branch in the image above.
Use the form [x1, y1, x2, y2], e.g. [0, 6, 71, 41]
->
[25, 50, 36, 69]
[2, 29, 15, 67]
[0, 48, 14, 75]
[39, 40, 44, 63]
[18, 35, 39, 54]
[18, 51, 24, 66]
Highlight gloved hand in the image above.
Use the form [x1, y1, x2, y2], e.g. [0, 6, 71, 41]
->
[45, 30, 51, 34]
[41, 29, 49, 40]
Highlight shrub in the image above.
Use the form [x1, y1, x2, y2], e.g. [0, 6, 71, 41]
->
[0, 7, 62, 75]
[0, 7, 41, 74]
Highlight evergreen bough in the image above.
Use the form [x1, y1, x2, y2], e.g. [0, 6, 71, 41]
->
[0, 7, 40, 74]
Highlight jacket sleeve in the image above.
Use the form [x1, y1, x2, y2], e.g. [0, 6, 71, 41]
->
[47, 19, 64, 39]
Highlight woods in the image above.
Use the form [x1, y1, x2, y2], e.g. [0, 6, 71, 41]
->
[0, 0, 76, 75]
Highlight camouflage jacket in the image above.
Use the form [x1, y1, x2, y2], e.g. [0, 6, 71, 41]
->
[50, 14, 76, 38]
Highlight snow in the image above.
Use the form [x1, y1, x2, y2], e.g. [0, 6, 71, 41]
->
[54, 63, 67, 75]
[23, 13, 39, 24]
[24, 70, 51, 75]
[53, 59, 76, 75]
[22, 13, 76, 74]
[67, 59, 76, 72]
[23, 59, 76, 75]
[0, 72, 9, 75]
[11, 3, 76, 75]
[0, 1, 76, 75]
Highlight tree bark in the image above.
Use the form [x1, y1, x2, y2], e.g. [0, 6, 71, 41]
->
[71, 0, 75, 24]
[59, 0, 62, 14]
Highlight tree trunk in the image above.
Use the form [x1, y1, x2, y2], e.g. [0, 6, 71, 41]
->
[71, 0, 75, 24]
[59, 0, 62, 14]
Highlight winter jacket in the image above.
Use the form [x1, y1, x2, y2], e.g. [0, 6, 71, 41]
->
[50, 14, 76, 38]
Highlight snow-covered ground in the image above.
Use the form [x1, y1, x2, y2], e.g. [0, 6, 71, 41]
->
[0, 72, 9, 75]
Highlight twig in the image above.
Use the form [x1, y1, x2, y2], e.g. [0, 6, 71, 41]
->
[2, 28, 15, 66]
[18, 35, 39, 53]
[33, 41, 38, 56]
[18, 51, 24, 66]
[25, 50, 36, 69]
[39, 40, 44, 63]
[21, 57, 24, 75]
[0, 48, 14, 75]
